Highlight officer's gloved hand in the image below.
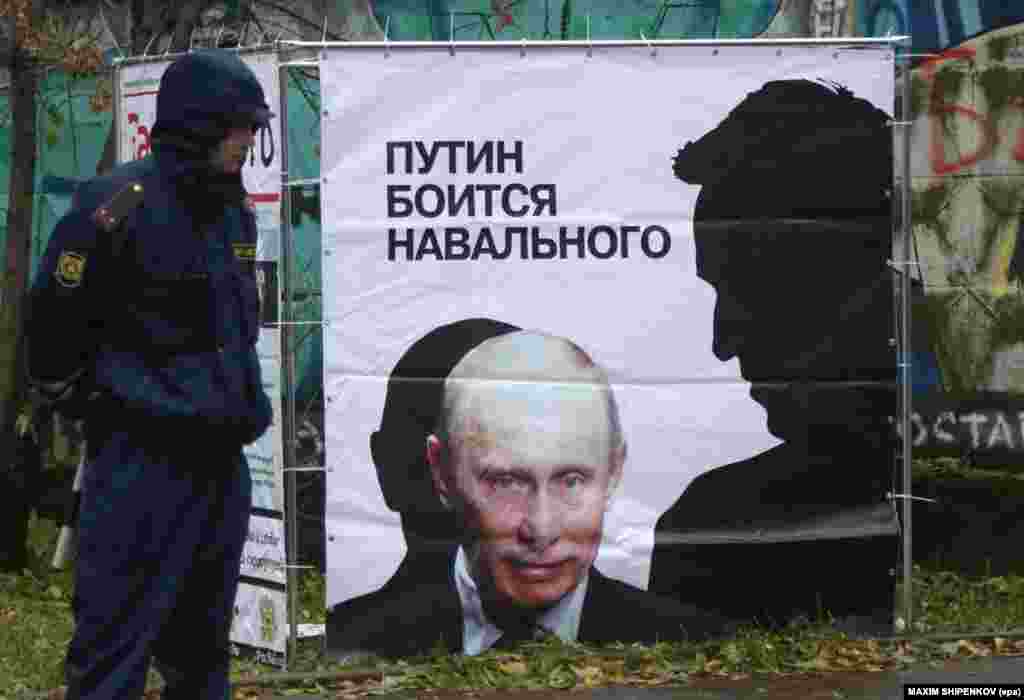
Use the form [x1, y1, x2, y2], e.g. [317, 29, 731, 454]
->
[232, 389, 273, 447]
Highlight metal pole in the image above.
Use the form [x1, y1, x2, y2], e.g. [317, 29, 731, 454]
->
[113, 45, 279, 67]
[281, 36, 908, 50]
[112, 59, 123, 165]
[278, 59, 300, 667]
[898, 43, 915, 632]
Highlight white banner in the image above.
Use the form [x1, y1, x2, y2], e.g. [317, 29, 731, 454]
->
[320, 43, 896, 655]
[240, 514, 287, 585]
[245, 327, 285, 512]
[230, 582, 287, 666]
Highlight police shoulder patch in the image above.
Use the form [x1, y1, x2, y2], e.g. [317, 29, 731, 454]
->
[233, 242, 257, 262]
[55, 251, 87, 288]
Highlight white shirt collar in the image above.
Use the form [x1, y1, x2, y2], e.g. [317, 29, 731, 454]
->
[453, 546, 588, 656]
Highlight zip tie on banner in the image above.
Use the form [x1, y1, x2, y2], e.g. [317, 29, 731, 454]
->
[269, 320, 328, 327]
[521, 37, 526, 58]
[286, 177, 320, 188]
[586, 16, 592, 58]
[640, 32, 656, 58]
[189, 27, 198, 51]
[888, 491, 939, 505]
[384, 16, 391, 57]
[282, 467, 328, 473]
[216, 25, 226, 49]
[888, 120, 913, 127]
[282, 564, 317, 570]
[450, 13, 456, 56]
[322, 13, 328, 43]
[143, 32, 160, 57]
[887, 259, 921, 270]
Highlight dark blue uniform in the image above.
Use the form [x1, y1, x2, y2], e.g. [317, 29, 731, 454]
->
[26, 50, 273, 700]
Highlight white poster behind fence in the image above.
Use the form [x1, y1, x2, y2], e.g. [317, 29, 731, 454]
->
[320, 44, 896, 614]
[118, 49, 287, 664]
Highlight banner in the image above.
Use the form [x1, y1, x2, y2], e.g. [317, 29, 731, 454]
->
[118, 50, 287, 666]
[321, 43, 898, 658]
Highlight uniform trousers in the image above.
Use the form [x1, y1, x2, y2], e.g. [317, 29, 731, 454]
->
[64, 425, 251, 700]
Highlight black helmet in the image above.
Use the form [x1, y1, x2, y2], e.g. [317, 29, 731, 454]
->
[151, 49, 274, 152]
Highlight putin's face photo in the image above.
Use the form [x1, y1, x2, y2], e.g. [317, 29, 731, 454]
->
[427, 332, 625, 612]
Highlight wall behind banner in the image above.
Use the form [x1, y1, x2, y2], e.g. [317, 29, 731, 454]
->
[905, 22, 1024, 462]
[367, 0, 782, 41]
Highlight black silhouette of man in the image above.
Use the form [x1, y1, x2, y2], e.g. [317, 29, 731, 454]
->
[326, 318, 520, 652]
[649, 80, 899, 634]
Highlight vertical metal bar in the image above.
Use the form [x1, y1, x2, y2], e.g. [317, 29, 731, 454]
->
[112, 59, 123, 166]
[278, 59, 300, 668]
[899, 43, 915, 633]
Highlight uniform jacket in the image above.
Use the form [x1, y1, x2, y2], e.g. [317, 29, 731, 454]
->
[326, 547, 730, 658]
[26, 51, 273, 448]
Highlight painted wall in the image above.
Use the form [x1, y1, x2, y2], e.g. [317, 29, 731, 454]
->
[907, 24, 1024, 396]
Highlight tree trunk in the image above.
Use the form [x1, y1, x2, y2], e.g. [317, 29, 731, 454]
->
[1, 15, 39, 455]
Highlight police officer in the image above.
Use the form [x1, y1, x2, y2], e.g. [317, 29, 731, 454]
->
[25, 50, 273, 699]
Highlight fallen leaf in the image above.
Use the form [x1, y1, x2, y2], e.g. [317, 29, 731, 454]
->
[574, 664, 604, 687]
[703, 659, 724, 675]
[499, 660, 528, 675]
[957, 639, 990, 657]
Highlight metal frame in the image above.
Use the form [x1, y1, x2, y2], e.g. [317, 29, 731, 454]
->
[277, 59, 301, 666]
[898, 43, 915, 632]
[305, 35, 914, 636]
[283, 36, 908, 49]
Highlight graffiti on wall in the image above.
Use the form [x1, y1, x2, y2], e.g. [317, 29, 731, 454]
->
[910, 24, 1024, 399]
[365, 0, 784, 41]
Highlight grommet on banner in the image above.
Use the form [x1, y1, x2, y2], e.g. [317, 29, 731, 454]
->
[640, 32, 656, 58]
[887, 491, 939, 505]
[449, 13, 455, 56]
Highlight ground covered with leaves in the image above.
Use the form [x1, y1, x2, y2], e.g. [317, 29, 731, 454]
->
[3, 508, 1024, 699]
[6, 470, 1024, 700]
